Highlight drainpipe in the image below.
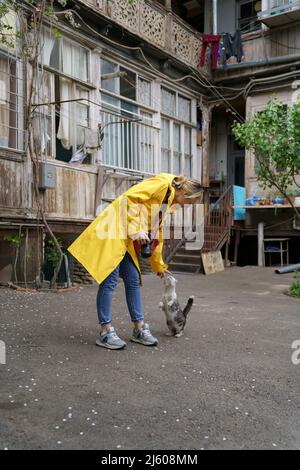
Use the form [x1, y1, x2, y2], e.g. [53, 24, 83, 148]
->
[217, 52, 300, 71]
[212, 0, 218, 35]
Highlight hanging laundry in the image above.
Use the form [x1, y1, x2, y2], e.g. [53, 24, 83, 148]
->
[199, 34, 220, 71]
[222, 30, 244, 64]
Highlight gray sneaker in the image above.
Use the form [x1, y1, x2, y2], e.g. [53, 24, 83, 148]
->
[131, 323, 158, 346]
[96, 327, 126, 350]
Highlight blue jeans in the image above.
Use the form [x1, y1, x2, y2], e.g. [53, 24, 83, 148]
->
[96, 252, 144, 325]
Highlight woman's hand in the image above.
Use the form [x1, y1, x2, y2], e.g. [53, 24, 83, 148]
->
[130, 231, 150, 246]
[157, 270, 172, 279]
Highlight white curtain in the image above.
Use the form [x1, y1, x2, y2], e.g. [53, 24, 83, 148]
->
[57, 77, 72, 149]
[61, 38, 72, 76]
[40, 28, 55, 66]
[73, 44, 87, 82]
[0, 56, 10, 147]
[32, 113, 50, 154]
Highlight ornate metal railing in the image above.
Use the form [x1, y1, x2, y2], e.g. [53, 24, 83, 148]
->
[83, 0, 204, 71]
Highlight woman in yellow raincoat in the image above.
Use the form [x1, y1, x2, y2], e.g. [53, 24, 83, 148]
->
[68, 173, 203, 350]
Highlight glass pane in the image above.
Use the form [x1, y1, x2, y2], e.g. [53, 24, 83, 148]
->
[184, 127, 192, 177]
[0, 55, 17, 149]
[73, 44, 88, 82]
[173, 153, 180, 174]
[140, 111, 154, 173]
[101, 59, 118, 93]
[51, 36, 88, 81]
[178, 95, 191, 122]
[138, 78, 151, 106]
[161, 87, 176, 116]
[185, 156, 192, 177]
[49, 38, 60, 70]
[102, 93, 119, 107]
[161, 118, 170, 172]
[173, 123, 180, 152]
[40, 27, 56, 67]
[32, 71, 52, 156]
[184, 127, 191, 155]
[120, 67, 136, 101]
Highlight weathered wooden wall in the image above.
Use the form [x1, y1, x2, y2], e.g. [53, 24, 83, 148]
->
[0, 158, 24, 213]
[44, 164, 97, 222]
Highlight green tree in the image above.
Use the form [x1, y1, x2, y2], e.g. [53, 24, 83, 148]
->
[232, 98, 300, 218]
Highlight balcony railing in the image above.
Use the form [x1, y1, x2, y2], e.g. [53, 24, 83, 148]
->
[82, 0, 204, 71]
[259, 0, 300, 27]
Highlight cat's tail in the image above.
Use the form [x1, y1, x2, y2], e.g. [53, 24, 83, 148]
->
[183, 296, 194, 318]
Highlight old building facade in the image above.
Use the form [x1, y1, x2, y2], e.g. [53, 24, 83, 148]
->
[0, 0, 299, 284]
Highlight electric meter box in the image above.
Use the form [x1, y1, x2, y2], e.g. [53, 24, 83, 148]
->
[39, 162, 56, 189]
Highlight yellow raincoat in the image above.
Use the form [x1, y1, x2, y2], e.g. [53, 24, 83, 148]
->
[67, 173, 176, 284]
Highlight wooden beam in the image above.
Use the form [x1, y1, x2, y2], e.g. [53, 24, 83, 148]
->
[199, 102, 213, 188]
[165, 0, 172, 11]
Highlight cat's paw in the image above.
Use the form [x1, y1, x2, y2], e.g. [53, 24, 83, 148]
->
[167, 300, 174, 307]
[165, 331, 173, 336]
[158, 302, 164, 309]
[175, 331, 183, 338]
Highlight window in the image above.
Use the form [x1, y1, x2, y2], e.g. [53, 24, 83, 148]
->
[238, 0, 262, 33]
[32, 71, 53, 157]
[100, 59, 155, 173]
[0, 52, 23, 150]
[160, 86, 194, 176]
[100, 59, 151, 105]
[47, 34, 89, 82]
[38, 29, 91, 163]
[55, 77, 90, 162]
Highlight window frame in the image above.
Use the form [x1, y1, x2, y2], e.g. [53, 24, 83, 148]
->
[100, 58, 157, 173]
[236, 0, 262, 33]
[160, 85, 195, 177]
[0, 48, 24, 152]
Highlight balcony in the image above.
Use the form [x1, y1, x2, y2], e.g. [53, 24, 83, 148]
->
[81, 0, 204, 71]
[259, 0, 300, 27]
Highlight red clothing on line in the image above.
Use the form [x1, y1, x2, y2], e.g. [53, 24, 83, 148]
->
[199, 34, 220, 71]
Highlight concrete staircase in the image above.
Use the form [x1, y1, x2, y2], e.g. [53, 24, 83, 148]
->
[168, 247, 202, 273]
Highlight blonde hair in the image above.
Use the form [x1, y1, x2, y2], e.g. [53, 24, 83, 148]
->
[172, 175, 203, 199]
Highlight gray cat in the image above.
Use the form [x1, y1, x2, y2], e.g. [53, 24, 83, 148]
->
[159, 274, 194, 337]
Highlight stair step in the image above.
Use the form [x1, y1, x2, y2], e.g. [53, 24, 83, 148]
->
[176, 249, 201, 256]
[168, 262, 200, 273]
[171, 254, 202, 264]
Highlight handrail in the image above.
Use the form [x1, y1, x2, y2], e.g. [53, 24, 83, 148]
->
[202, 185, 233, 253]
[164, 186, 233, 263]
